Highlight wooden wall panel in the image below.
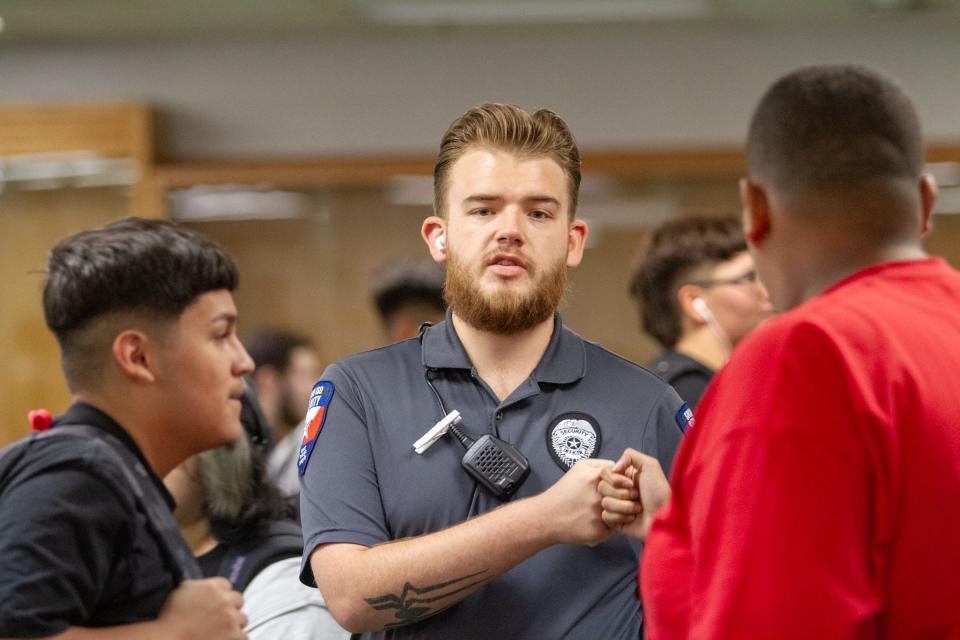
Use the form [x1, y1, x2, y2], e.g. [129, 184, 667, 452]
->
[0, 103, 151, 159]
[0, 188, 131, 446]
[0, 103, 154, 446]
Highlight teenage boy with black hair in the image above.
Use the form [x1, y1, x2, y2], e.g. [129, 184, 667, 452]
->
[0, 217, 253, 639]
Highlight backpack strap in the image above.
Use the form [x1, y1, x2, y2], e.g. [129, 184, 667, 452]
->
[0, 435, 35, 491]
[216, 519, 304, 592]
[0, 424, 202, 583]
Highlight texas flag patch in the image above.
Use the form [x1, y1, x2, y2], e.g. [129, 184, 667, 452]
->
[675, 403, 695, 434]
[298, 380, 334, 476]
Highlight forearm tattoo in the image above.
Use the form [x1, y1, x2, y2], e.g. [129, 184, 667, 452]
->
[365, 570, 489, 629]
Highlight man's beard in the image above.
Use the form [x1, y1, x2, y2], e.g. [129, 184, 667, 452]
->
[444, 248, 568, 334]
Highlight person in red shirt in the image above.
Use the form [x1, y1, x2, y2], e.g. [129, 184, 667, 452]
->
[600, 65, 960, 639]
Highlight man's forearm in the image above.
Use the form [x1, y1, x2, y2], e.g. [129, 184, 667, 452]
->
[312, 461, 610, 633]
[314, 494, 552, 632]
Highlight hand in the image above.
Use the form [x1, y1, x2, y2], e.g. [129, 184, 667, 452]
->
[599, 448, 671, 540]
[538, 458, 615, 547]
[157, 577, 248, 640]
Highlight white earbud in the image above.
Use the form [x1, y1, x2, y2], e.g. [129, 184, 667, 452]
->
[692, 297, 732, 358]
[691, 297, 711, 322]
[435, 235, 446, 251]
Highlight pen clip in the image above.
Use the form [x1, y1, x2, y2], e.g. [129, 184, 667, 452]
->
[413, 410, 461, 455]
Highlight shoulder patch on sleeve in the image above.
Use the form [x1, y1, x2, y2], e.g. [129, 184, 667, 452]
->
[298, 381, 335, 476]
[675, 402, 695, 434]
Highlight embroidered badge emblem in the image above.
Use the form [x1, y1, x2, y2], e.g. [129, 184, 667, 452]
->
[298, 380, 334, 476]
[675, 403, 695, 433]
[546, 412, 601, 470]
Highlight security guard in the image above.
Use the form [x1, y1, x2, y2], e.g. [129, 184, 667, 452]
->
[299, 104, 686, 639]
[0, 218, 251, 639]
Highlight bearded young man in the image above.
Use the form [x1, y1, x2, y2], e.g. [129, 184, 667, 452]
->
[298, 104, 686, 639]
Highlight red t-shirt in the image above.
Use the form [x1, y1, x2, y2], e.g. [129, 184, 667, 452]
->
[642, 259, 960, 639]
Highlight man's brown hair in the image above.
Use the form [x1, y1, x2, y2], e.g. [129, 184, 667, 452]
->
[433, 103, 581, 218]
[629, 216, 746, 349]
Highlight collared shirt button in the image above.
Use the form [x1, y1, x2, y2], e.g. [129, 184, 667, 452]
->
[495, 411, 503, 421]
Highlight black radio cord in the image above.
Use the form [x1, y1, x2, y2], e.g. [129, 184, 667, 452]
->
[424, 368, 474, 449]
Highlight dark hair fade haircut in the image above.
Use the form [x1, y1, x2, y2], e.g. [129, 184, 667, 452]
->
[44, 217, 239, 386]
[629, 216, 746, 350]
[746, 65, 924, 197]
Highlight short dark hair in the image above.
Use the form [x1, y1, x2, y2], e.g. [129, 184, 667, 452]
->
[243, 329, 313, 374]
[747, 65, 923, 197]
[629, 216, 746, 349]
[434, 103, 581, 218]
[44, 217, 239, 387]
[371, 260, 446, 327]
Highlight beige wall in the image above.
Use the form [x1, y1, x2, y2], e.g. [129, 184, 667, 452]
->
[2, 24, 959, 159]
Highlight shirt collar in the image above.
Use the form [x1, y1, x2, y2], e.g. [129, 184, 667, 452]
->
[421, 309, 585, 385]
[53, 402, 176, 509]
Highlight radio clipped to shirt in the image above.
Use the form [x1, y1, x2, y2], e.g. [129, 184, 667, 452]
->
[414, 410, 530, 500]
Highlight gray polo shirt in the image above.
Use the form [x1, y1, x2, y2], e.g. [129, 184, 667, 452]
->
[300, 314, 685, 639]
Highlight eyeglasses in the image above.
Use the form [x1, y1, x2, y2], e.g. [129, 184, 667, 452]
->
[689, 270, 758, 289]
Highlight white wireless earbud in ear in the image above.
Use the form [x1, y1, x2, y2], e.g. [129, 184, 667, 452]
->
[692, 297, 733, 359]
[691, 297, 710, 322]
[435, 235, 446, 251]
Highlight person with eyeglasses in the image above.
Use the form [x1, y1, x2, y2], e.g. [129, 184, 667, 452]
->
[629, 215, 775, 408]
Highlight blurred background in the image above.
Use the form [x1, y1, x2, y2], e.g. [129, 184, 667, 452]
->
[2, 0, 959, 445]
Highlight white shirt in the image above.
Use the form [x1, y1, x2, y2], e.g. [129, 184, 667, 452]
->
[243, 556, 349, 640]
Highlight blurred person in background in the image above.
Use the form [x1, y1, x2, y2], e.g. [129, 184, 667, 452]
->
[629, 216, 774, 408]
[165, 381, 347, 640]
[244, 329, 322, 500]
[371, 258, 446, 343]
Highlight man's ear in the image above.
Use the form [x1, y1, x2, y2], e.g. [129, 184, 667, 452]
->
[920, 173, 939, 236]
[111, 330, 156, 384]
[677, 284, 707, 326]
[565, 219, 589, 268]
[422, 216, 447, 263]
[740, 178, 771, 245]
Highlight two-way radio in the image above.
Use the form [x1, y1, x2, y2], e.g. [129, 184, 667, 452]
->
[415, 321, 531, 501]
[414, 408, 530, 500]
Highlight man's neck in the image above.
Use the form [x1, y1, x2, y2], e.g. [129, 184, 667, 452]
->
[796, 242, 928, 308]
[451, 312, 555, 401]
[675, 329, 726, 372]
[73, 390, 180, 477]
